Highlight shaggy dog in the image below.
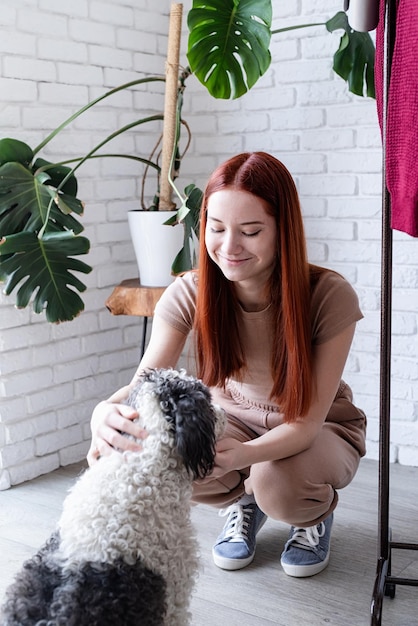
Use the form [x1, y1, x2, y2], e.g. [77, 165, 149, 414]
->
[1, 368, 226, 626]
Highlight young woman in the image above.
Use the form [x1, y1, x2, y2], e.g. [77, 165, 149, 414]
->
[88, 152, 366, 577]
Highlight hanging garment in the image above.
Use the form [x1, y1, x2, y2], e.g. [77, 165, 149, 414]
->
[375, 0, 418, 237]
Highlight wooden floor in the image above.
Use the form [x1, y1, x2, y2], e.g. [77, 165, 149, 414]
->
[1, 458, 417, 625]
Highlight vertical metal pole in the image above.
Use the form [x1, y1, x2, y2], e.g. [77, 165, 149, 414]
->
[371, 1, 397, 622]
[378, 0, 397, 565]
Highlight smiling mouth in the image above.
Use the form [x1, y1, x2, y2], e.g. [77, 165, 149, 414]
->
[219, 255, 250, 264]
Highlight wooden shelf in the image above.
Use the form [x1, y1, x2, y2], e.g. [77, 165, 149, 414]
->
[105, 279, 166, 318]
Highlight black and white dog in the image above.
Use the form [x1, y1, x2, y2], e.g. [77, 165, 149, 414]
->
[1, 368, 226, 626]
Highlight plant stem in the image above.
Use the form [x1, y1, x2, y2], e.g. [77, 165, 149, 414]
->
[271, 21, 325, 35]
[33, 77, 166, 155]
[54, 114, 164, 191]
[168, 91, 185, 209]
[40, 114, 164, 233]
[35, 154, 161, 173]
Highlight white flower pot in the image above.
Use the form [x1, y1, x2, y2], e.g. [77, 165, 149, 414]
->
[128, 210, 184, 287]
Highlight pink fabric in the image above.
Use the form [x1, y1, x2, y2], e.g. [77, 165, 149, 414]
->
[375, 0, 418, 237]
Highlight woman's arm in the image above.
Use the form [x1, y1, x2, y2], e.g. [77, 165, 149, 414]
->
[213, 323, 357, 474]
[87, 315, 188, 465]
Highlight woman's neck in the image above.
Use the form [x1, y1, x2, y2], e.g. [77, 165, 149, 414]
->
[234, 281, 271, 312]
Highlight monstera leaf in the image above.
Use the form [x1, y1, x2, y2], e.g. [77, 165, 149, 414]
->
[0, 139, 89, 322]
[33, 157, 79, 197]
[0, 137, 34, 168]
[326, 12, 375, 98]
[0, 231, 91, 322]
[187, 0, 272, 99]
[0, 161, 84, 235]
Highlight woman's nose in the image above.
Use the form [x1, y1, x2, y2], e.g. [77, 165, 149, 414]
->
[221, 231, 242, 254]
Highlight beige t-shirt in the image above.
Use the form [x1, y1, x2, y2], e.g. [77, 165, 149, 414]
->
[154, 269, 363, 409]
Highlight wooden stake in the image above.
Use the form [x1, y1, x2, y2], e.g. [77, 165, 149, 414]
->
[159, 3, 183, 211]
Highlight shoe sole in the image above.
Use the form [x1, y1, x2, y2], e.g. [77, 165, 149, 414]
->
[212, 550, 256, 571]
[212, 516, 267, 571]
[280, 550, 330, 578]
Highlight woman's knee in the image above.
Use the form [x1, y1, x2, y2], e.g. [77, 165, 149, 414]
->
[246, 461, 302, 521]
[246, 460, 335, 525]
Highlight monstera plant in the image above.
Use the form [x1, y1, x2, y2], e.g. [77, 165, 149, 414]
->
[0, 0, 375, 323]
[187, 2, 375, 99]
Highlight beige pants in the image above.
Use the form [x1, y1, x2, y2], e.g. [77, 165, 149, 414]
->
[193, 380, 366, 527]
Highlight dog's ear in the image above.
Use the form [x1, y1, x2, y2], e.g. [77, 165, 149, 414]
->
[171, 391, 219, 480]
[154, 373, 219, 479]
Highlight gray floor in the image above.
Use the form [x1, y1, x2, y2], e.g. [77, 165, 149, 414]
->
[1, 458, 417, 625]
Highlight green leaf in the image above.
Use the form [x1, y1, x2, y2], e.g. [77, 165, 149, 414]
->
[33, 158, 78, 196]
[53, 191, 85, 217]
[0, 230, 92, 322]
[187, 0, 272, 99]
[326, 11, 375, 98]
[171, 184, 202, 274]
[171, 243, 192, 276]
[0, 138, 34, 167]
[0, 162, 84, 236]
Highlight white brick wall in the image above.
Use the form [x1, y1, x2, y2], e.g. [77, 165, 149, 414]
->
[0, 0, 170, 489]
[1, 0, 417, 489]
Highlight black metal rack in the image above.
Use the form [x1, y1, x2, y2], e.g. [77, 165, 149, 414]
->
[370, 1, 418, 623]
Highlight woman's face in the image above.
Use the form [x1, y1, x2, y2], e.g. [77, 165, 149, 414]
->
[205, 188, 278, 287]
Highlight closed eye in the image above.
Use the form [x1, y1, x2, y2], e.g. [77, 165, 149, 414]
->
[243, 230, 261, 237]
[209, 228, 262, 237]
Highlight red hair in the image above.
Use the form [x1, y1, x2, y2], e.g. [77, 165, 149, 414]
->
[194, 152, 323, 422]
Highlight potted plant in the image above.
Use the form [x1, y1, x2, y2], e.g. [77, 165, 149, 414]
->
[0, 72, 202, 322]
[0, 4, 202, 323]
[0, 0, 375, 323]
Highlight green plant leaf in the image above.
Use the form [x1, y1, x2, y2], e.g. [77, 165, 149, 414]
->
[0, 230, 92, 322]
[187, 0, 272, 99]
[33, 158, 78, 196]
[0, 162, 84, 236]
[326, 12, 375, 98]
[0, 138, 34, 167]
[171, 242, 192, 276]
[171, 184, 202, 274]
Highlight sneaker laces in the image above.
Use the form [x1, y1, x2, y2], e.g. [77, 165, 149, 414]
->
[287, 522, 326, 551]
[218, 504, 254, 543]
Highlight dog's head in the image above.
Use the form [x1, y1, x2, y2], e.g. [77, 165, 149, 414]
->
[127, 369, 226, 480]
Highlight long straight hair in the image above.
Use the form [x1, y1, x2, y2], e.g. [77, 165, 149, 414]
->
[194, 152, 322, 422]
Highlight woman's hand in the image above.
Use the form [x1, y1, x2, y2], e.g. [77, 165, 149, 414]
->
[87, 400, 147, 466]
[211, 438, 254, 477]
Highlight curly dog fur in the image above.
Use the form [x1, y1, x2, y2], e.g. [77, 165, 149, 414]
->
[1, 368, 226, 626]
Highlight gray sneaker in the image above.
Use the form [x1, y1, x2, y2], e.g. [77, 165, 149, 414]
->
[212, 502, 267, 571]
[280, 513, 333, 577]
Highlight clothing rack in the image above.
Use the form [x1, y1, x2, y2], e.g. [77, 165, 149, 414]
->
[370, 0, 418, 623]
